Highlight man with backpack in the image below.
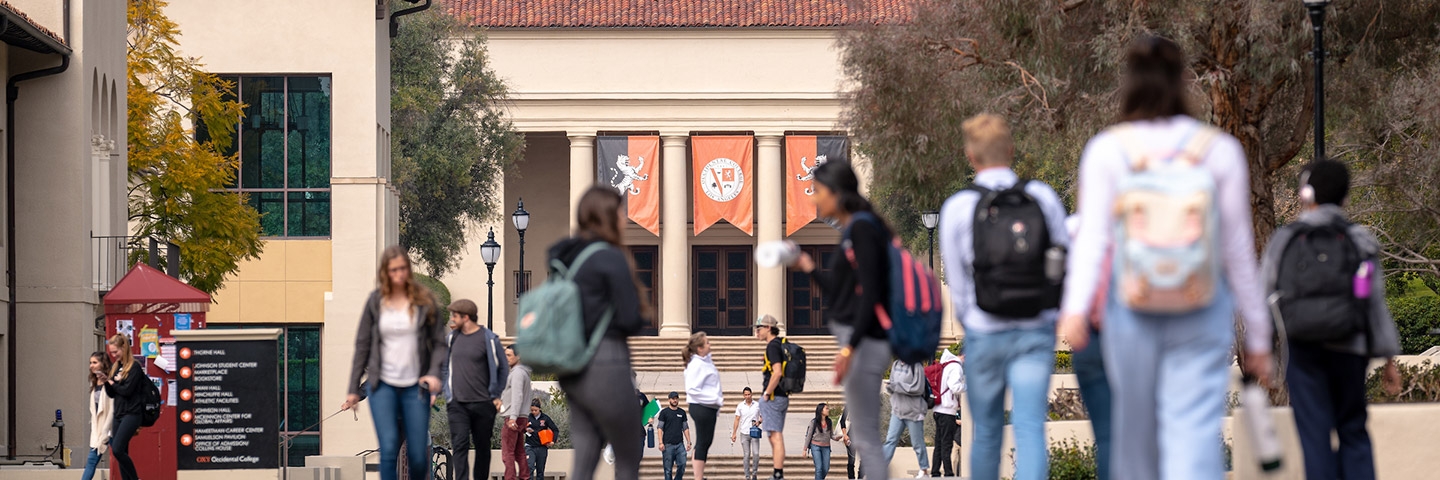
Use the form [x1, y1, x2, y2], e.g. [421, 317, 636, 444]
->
[939, 114, 1069, 480]
[1262, 159, 1401, 480]
[755, 314, 792, 480]
[927, 351, 965, 478]
[440, 299, 509, 480]
[883, 360, 931, 476]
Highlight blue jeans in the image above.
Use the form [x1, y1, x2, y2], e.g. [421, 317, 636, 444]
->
[882, 414, 929, 473]
[369, 382, 432, 480]
[81, 447, 102, 480]
[1102, 286, 1233, 480]
[662, 443, 687, 480]
[1073, 324, 1112, 480]
[810, 445, 832, 479]
[965, 324, 1056, 480]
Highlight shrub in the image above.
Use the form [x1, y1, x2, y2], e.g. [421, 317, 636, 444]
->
[415, 273, 452, 307]
[1366, 360, 1440, 403]
[1054, 351, 1073, 374]
[1048, 438, 1098, 479]
[1389, 296, 1440, 354]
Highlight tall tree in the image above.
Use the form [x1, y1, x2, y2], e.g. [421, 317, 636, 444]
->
[392, 8, 524, 278]
[128, 0, 262, 294]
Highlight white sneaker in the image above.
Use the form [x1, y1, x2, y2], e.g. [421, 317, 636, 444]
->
[915, 472, 929, 478]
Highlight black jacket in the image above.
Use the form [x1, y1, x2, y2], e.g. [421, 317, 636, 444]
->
[813, 214, 891, 348]
[104, 363, 147, 417]
[547, 237, 645, 341]
[526, 412, 558, 447]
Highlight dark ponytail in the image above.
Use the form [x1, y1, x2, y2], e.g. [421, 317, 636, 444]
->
[1119, 35, 1191, 122]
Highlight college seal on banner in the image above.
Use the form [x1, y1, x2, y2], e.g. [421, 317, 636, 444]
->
[701, 157, 745, 202]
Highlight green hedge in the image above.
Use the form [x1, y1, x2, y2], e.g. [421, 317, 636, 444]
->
[1390, 296, 1440, 355]
[1048, 438, 1099, 479]
[414, 273, 452, 308]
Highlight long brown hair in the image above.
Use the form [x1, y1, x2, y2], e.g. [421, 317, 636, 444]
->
[90, 351, 113, 387]
[108, 334, 134, 377]
[683, 332, 709, 365]
[1119, 35, 1192, 122]
[376, 246, 436, 322]
[575, 186, 655, 321]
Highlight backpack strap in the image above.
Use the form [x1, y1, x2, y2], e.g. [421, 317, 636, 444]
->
[555, 241, 611, 280]
[1112, 123, 1220, 171]
[1175, 126, 1221, 167]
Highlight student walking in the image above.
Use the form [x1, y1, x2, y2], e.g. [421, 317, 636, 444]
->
[1065, 214, 1113, 480]
[1262, 159, 1402, 480]
[102, 334, 146, 480]
[657, 392, 692, 480]
[803, 403, 843, 480]
[939, 113, 1068, 480]
[439, 298, 509, 480]
[754, 314, 793, 480]
[552, 186, 649, 480]
[731, 387, 763, 480]
[929, 350, 965, 478]
[838, 408, 859, 479]
[684, 332, 723, 480]
[82, 352, 114, 480]
[883, 360, 930, 476]
[790, 160, 893, 480]
[501, 345, 534, 480]
[342, 246, 448, 480]
[527, 400, 559, 480]
[1058, 36, 1273, 480]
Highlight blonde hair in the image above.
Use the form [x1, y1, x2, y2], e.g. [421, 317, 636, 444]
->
[108, 334, 135, 377]
[961, 114, 1014, 167]
[683, 332, 709, 364]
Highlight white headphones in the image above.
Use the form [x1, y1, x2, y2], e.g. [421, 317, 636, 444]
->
[1298, 171, 1315, 204]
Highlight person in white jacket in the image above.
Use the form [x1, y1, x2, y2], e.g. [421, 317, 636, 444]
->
[930, 350, 966, 477]
[83, 351, 115, 480]
[684, 332, 724, 480]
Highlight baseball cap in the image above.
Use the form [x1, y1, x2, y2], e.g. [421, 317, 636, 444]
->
[668, 391, 680, 399]
[754, 314, 779, 328]
[448, 299, 479, 321]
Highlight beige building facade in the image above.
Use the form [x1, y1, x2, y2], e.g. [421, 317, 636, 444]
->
[0, 0, 128, 460]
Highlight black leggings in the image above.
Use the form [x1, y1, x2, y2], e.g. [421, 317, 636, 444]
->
[111, 413, 143, 480]
[690, 403, 719, 462]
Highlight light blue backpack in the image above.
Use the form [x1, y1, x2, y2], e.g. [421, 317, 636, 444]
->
[1111, 123, 1223, 314]
[515, 242, 613, 375]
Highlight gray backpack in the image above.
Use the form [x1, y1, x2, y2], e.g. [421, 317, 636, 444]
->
[515, 242, 613, 375]
[889, 361, 926, 396]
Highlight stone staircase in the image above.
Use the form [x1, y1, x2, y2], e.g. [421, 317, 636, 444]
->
[629, 335, 844, 372]
[640, 454, 842, 480]
[643, 390, 848, 419]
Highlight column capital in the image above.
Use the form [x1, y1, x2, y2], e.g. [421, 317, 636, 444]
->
[756, 135, 783, 147]
[661, 135, 689, 147]
[567, 133, 596, 145]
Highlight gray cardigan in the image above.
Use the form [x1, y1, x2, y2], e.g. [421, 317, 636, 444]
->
[1261, 205, 1401, 358]
[348, 290, 450, 396]
[500, 364, 533, 420]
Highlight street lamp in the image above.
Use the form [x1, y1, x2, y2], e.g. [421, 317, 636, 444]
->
[511, 198, 531, 297]
[480, 228, 501, 330]
[921, 211, 941, 269]
[1303, 0, 1331, 162]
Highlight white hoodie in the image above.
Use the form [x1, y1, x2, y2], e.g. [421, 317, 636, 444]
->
[685, 354, 723, 408]
[933, 350, 966, 416]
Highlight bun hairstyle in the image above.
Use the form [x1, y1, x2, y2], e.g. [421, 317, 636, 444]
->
[1120, 35, 1192, 122]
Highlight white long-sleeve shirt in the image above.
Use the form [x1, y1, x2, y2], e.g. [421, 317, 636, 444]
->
[684, 354, 723, 408]
[939, 167, 1071, 333]
[1062, 115, 1271, 353]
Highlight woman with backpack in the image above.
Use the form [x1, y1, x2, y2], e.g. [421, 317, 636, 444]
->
[341, 246, 447, 480]
[789, 160, 892, 480]
[102, 334, 146, 480]
[551, 186, 650, 480]
[802, 403, 842, 480]
[82, 351, 115, 480]
[684, 332, 723, 480]
[1058, 35, 1272, 480]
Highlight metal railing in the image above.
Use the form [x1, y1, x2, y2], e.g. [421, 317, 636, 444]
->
[91, 234, 174, 293]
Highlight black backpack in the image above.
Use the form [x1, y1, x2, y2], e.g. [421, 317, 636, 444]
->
[969, 182, 1059, 318]
[778, 338, 807, 395]
[1275, 221, 1367, 343]
[141, 375, 163, 427]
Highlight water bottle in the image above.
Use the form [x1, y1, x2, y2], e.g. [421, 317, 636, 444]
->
[1354, 260, 1373, 299]
[1044, 247, 1067, 284]
[1241, 377, 1283, 472]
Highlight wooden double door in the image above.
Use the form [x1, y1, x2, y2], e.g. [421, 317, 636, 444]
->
[691, 245, 836, 336]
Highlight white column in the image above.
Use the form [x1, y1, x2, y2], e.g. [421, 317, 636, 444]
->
[756, 135, 786, 333]
[659, 135, 691, 337]
[568, 134, 596, 231]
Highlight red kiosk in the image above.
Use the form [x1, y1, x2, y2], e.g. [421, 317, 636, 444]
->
[103, 264, 210, 480]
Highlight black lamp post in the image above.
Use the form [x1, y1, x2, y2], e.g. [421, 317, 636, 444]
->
[1304, 0, 1331, 162]
[921, 211, 940, 269]
[512, 198, 531, 297]
[480, 228, 501, 330]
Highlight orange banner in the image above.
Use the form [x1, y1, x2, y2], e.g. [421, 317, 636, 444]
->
[692, 136, 754, 236]
[785, 135, 849, 236]
[597, 136, 660, 235]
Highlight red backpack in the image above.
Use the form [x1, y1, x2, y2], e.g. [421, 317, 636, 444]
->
[923, 360, 957, 408]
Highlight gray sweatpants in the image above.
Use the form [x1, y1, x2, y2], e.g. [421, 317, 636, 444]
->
[740, 436, 761, 478]
[834, 324, 892, 480]
[560, 337, 644, 480]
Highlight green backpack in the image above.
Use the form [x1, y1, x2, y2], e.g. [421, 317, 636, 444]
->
[515, 242, 614, 376]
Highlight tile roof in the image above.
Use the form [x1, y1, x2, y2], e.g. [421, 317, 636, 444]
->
[446, 0, 913, 28]
[0, 0, 69, 52]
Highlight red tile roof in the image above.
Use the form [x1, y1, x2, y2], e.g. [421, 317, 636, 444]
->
[446, 0, 913, 28]
[0, 0, 68, 49]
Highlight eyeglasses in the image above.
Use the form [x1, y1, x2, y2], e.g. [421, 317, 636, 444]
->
[388, 266, 409, 273]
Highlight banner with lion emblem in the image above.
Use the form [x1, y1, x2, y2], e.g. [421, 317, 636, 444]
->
[785, 135, 850, 236]
[691, 135, 754, 236]
[597, 136, 661, 235]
